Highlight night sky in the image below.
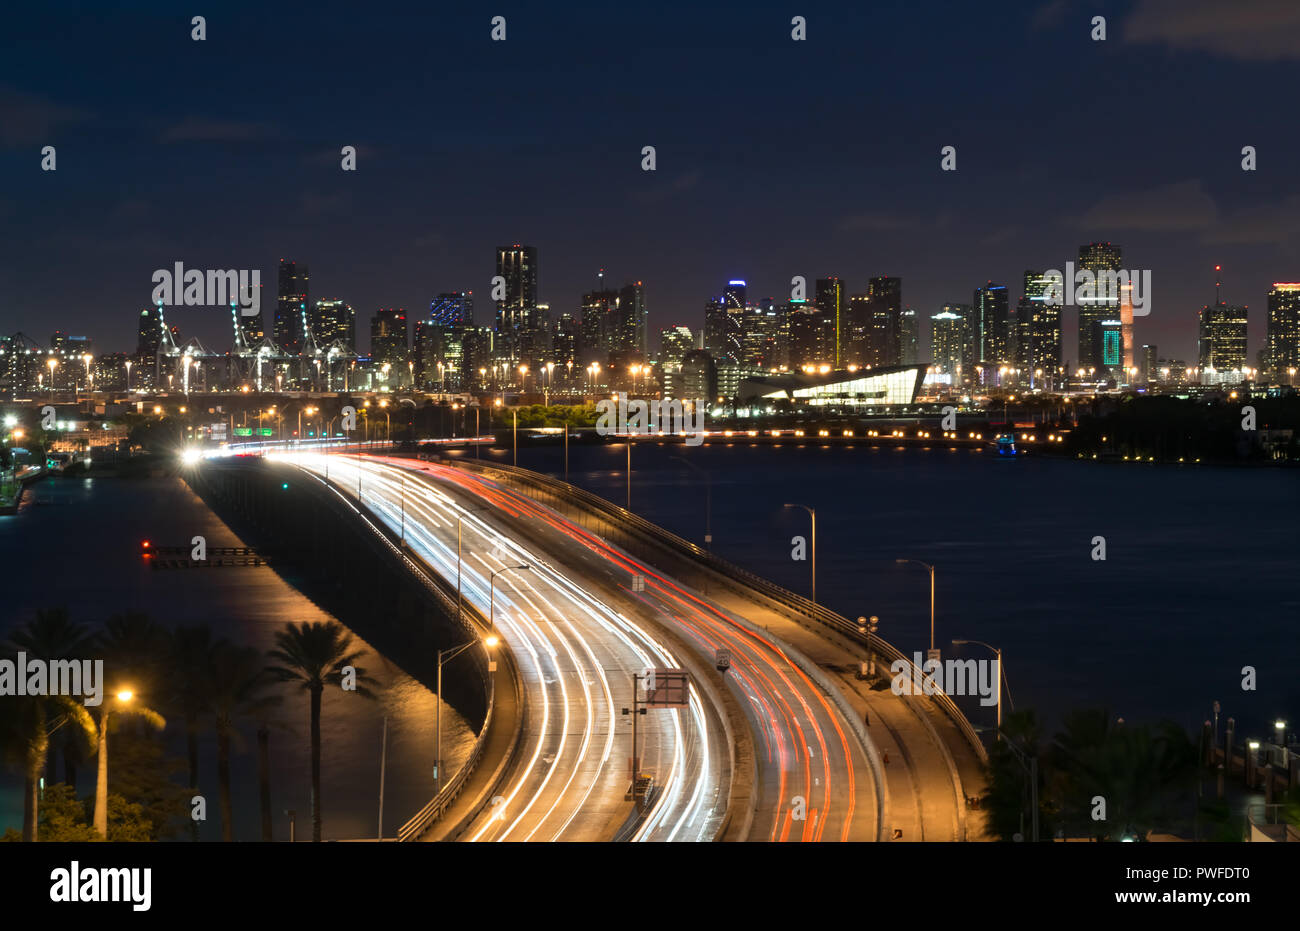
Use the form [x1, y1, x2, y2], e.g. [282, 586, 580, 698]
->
[3, 0, 1298, 362]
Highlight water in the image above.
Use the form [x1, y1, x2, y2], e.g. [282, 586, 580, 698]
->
[0, 473, 475, 840]
[467, 439, 1300, 741]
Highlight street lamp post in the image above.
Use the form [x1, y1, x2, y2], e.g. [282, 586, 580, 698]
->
[671, 455, 711, 549]
[897, 558, 937, 657]
[435, 635, 499, 793]
[952, 639, 1003, 738]
[512, 408, 517, 466]
[93, 689, 135, 837]
[489, 564, 531, 630]
[782, 503, 816, 604]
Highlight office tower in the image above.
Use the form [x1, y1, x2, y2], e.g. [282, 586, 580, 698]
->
[413, 320, 467, 391]
[899, 307, 919, 366]
[136, 306, 163, 361]
[930, 309, 966, 378]
[369, 308, 409, 376]
[552, 313, 579, 370]
[674, 349, 717, 403]
[50, 330, 66, 353]
[616, 282, 647, 358]
[741, 301, 784, 369]
[429, 291, 474, 327]
[1265, 283, 1300, 382]
[660, 325, 695, 367]
[312, 299, 354, 349]
[866, 276, 902, 367]
[815, 277, 848, 367]
[238, 300, 265, 345]
[1141, 344, 1158, 382]
[1198, 267, 1248, 375]
[848, 294, 871, 363]
[1016, 271, 1061, 389]
[789, 300, 833, 367]
[461, 326, 495, 389]
[1119, 282, 1135, 377]
[1077, 242, 1122, 371]
[496, 244, 539, 361]
[972, 283, 1010, 381]
[581, 289, 619, 365]
[275, 259, 309, 355]
[705, 285, 744, 364]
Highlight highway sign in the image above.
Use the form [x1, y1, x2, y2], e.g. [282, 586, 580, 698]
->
[715, 648, 731, 672]
[643, 668, 689, 707]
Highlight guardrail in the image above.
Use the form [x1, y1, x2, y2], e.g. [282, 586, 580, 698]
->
[450, 458, 988, 764]
[215, 458, 519, 841]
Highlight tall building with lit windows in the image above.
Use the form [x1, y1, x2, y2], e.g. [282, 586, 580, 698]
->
[1265, 283, 1300, 382]
[275, 259, 309, 356]
[1077, 242, 1122, 370]
[972, 283, 1009, 381]
[429, 291, 474, 327]
[930, 309, 966, 379]
[1017, 270, 1061, 389]
[1197, 267, 1248, 377]
[495, 244, 538, 362]
[370, 308, 408, 376]
[815, 277, 848, 367]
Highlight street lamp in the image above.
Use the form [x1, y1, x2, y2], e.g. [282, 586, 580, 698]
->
[896, 558, 937, 657]
[435, 635, 498, 793]
[782, 503, 816, 604]
[93, 688, 135, 836]
[951, 639, 1003, 738]
[489, 564, 531, 630]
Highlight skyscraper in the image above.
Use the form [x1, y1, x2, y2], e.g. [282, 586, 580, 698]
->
[312, 299, 354, 349]
[1017, 271, 1060, 389]
[789, 300, 832, 367]
[815, 277, 848, 367]
[496, 245, 538, 362]
[705, 283, 745, 364]
[1198, 267, 1248, 377]
[275, 259, 309, 356]
[972, 283, 1009, 382]
[899, 307, 919, 366]
[370, 308, 408, 376]
[615, 282, 647, 359]
[930, 309, 966, 379]
[1265, 283, 1300, 382]
[429, 291, 474, 327]
[660, 325, 695, 367]
[866, 277, 902, 367]
[581, 289, 619, 365]
[1077, 243, 1122, 371]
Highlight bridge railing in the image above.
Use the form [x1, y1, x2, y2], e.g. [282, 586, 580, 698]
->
[262, 461, 519, 840]
[450, 458, 987, 763]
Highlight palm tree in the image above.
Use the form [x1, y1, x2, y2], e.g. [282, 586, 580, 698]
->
[6, 608, 95, 788]
[265, 621, 377, 841]
[167, 624, 221, 836]
[0, 694, 96, 841]
[209, 643, 281, 841]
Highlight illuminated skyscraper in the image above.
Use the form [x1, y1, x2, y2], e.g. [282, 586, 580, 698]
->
[930, 309, 966, 379]
[495, 245, 538, 361]
[429, 291, 474, 327]
[1197, 267, 1248, 376]
[1077, 242, 1122, 370]
[1265, 283, 1300, 382]
[972, 283, 1009, 380]
[312, 299, 354, 349]
[370, 308, 408, 374]
[815, 277, 848, 367]
[275, 259, 309, 356]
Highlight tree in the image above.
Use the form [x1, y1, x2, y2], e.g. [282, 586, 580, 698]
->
[209, 643, 281, 841]
[167, 624, 221, 837]
[266, 621, 377, 841]
[0, 694, 95, 841]
[6, 608, 95, 788]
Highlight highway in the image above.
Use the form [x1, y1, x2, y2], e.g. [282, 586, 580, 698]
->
[272, 450, 727, 842]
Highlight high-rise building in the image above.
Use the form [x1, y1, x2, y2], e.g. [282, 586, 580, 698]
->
[275, 259, 309, 356]
[581, 289, 619, 365]
[1092, 319, 1123, 374]
[1197, 267, 1248, 376]
[899, 307, 919, 366]
[429, 291, 474, 327]
[930, 309, 966, 379]
[1016, 271, 1061, 389]
[866, 277, 901, 367]
[413, 321, 468, 391]
[788, 300, 832, 367]
[312, 299, 354, 349]
[1265, 283, 1300, 382]
[370, 308, 408, 376]
[705, 284, 744, 364]
[972, 283, 1010, 382]
[815, 277, 848, 367]
[741, 301, 784, 369]
[136, 305, 163, 361]
[660, 325, 695, 367]
[496, 245, 538, 362]
[1141, 344, 1158, 383]
[615, 282, 647, 359]
[552, 313, 580, 371]
[1077, 243, 1122, 371]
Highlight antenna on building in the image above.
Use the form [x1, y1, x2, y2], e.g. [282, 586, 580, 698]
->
[1215, 264, 1223, 305]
